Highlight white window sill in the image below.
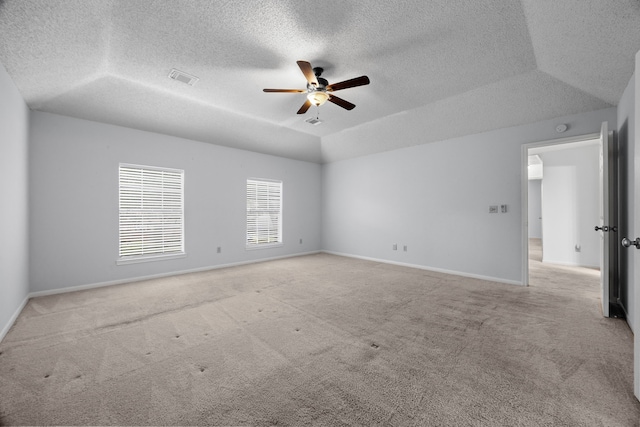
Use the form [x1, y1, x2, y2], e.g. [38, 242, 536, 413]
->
[246, 243, 283, 251]
[117, 252, 186, 265]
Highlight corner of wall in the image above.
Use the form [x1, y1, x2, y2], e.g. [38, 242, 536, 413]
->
[0, 60, 30, 343]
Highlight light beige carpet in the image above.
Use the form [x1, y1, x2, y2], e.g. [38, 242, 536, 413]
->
[0, 252, 639, 426]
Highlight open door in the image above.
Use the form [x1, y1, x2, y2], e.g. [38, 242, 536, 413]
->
[598, 121, 610, 317]
[597, 121, 619, 318]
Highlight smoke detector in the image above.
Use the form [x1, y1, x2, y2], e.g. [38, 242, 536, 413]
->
[168, 69, 199, 86]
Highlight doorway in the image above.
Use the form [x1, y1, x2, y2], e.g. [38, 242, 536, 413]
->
[522, 125, 622, 318]
[521, 132, 603, 287]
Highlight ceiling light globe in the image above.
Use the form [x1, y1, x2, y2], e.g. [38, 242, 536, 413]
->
[307, 91, 329, 106]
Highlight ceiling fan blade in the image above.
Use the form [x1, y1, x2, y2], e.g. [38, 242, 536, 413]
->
[328, 94, 355, 110]
[297, 61, 319, 87]
[297, 99, 312, 114]
[326, 75, 370, 92]
[263, 88, 306, 93]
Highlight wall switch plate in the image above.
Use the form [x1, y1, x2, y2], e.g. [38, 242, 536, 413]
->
[403, 245, 407, 252]
[393, 244, 397, 250]
[489, 206, 498, 213]
[501, 204, 508, 213]
[299, 238, 303, 244]
[217, 247, 221, 253]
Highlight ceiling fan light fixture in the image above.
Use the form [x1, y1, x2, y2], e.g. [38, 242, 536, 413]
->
[307, 91, 329, 106]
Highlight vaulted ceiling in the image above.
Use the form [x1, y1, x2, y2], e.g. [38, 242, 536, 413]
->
[1, 0, 639, 163]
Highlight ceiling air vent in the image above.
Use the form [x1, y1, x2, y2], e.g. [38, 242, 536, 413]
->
[168, 69, 199, 86]
[305, 117, 323, 125]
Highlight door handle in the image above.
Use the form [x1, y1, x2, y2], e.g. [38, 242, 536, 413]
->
[621, 237, 640, 249]
[595, 226, 609, 232]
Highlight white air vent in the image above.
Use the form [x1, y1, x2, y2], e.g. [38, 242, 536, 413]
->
[305, 117, 323, 125]
[168, 69, 199, 86]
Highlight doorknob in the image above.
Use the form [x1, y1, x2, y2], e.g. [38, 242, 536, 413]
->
[621, 237, 640, 249]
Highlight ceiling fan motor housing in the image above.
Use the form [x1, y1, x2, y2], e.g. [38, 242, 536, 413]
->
[308, 78, 329, 91]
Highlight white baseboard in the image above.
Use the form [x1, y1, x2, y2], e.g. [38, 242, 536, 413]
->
[541, 258, 600, 269]
[29, 251, 321, 298]
[322, 250, 523, 286]
[0, 295, 29, 343]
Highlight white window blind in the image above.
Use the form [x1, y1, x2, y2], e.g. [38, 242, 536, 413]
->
[119, 164, 184, 262]
[247, 178, 282, 248]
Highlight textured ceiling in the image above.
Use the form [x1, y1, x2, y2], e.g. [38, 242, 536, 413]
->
[0, 0, 639, 163]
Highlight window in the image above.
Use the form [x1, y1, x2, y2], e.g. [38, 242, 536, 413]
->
[118, 164, 184, 264]
[246, 178, 282, 248]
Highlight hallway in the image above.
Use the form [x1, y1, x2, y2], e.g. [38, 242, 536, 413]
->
[529, 238, 601, 300]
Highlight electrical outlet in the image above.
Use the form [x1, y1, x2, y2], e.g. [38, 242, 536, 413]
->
[403, 245, 407, 252]
[393, 244, 397, 250]
[501, 204, 508, 213]
[299, 238, 303, 244]
[489, 206, 498, 213]
[217, 247, 221, 253]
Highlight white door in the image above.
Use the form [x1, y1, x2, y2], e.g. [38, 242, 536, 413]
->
[633, 51, 640, 402]
[598, 121, 610, 317]
[634, 118, 640, 401]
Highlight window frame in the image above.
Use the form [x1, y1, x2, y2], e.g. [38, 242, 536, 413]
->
[117, 163, 185, 265]
[246, 177, 283, 250]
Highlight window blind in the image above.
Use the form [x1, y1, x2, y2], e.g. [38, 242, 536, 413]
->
[247, 178, 282, 247]
[119, 164, 184, 260]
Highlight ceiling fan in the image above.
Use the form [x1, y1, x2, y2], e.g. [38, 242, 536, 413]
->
[263, 61, 370, 114]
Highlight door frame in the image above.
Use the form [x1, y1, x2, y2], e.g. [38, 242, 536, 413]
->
[520, 132, 600, 286]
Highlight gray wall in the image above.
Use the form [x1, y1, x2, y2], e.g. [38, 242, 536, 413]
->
[528, 180, 542, 239]
[29, 112, 322, 293]
[0, 62, 30, 339]
[539, 145, 600, 268]
[618, 72, 635, 331]
[322, 107, 616, 284]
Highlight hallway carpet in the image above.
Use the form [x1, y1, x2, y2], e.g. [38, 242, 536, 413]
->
[1, 252, 638, 425]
